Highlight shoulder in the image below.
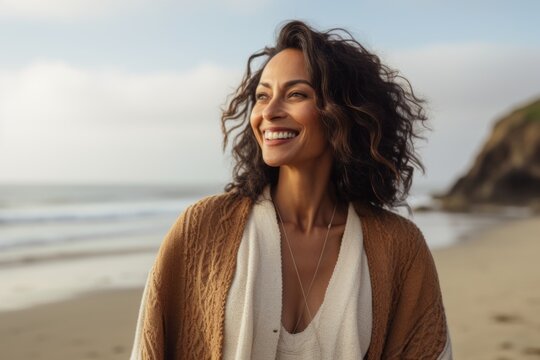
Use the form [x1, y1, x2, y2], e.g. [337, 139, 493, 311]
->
[161, 191, 252, 249]
[355, 203, 428, 270]
[188, 191, 252, 213]
[153, 192, 252, 273]
[356, 203, 425, 248]
[181, 191, 253, 227]
[378, 208, 428, 267]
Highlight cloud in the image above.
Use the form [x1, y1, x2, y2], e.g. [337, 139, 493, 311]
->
[219, 0, 272, 12]
[1, 42, 539, 187]
[0, 0, 147, 20]
[0, 60, 242, 184]
[0, 0, 271, 20]
[379, 43, 540, 190]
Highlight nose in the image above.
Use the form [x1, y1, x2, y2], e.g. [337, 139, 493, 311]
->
[261, 96, 286, 121]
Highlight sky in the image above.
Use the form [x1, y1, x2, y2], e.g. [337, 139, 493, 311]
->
[0, 0, 539, 192]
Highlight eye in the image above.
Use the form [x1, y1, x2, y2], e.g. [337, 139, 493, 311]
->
[289, 91, 307, 99]
[255, 92, 269, 101]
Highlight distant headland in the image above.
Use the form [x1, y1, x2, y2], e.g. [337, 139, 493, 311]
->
[436, 97, 540, 212]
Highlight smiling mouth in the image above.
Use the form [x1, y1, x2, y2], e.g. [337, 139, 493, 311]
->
[263, 130, 299, 140]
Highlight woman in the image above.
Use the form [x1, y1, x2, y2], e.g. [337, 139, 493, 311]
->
[131, 20, 452, 359]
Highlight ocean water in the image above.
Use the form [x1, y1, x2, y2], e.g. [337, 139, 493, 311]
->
[0, 184, 218, 262]
[0, 184, 219, 310]
[0, 183, 526, 311]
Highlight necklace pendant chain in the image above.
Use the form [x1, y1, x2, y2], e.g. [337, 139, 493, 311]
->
[273, 199, 337, 349]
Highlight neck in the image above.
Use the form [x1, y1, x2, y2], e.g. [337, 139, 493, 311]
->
[271, 154, 338, 234]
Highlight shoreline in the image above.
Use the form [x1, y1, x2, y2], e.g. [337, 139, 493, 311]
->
[0, 215, 539, 359]
[0, 250, 155, 312]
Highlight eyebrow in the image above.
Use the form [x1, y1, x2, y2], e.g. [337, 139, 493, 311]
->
[257, 79, 313, 89]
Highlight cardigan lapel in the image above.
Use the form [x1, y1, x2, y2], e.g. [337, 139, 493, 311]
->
[215, 195, 386, 359]
[221, 198, 385, 359]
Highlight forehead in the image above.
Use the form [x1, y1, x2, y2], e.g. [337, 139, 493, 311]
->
[259, 48, 310, 82]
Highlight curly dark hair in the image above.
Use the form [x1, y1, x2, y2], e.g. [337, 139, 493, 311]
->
[221, 20, 428, 210]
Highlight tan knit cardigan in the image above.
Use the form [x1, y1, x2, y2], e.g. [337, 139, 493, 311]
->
[137, 192, 448, 359]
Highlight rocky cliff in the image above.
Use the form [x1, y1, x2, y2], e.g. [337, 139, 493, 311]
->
[440, 97, 540, 211]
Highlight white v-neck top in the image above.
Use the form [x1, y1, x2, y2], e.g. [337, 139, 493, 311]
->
[223, 188, 372, 359]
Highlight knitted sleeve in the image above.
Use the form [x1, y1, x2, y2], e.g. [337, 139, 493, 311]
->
[383, 228, 451, 359]
[139, 262, 166, 359]
[131, 193, 251, 360]
[133, 205, 193, 360]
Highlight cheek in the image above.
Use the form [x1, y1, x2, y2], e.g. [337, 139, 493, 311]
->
[249, 111, 263, 145]
[301, 109, 324, 136]
[309, 118, 328, 148]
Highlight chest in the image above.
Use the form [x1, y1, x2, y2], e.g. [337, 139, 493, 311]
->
[280, 225, 345, 333]
[222, 199, 374, 358]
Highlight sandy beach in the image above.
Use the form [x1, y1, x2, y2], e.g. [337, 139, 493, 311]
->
[434, 215, 540, 359]
[1, 216, 539, 359]
[0, 288, 143, 360]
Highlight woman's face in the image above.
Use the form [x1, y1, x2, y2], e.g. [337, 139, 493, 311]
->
[250, 48, 330, 168]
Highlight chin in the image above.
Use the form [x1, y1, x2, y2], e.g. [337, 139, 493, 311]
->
[263, 160, 283, 168]
[262, 156, 287, 168]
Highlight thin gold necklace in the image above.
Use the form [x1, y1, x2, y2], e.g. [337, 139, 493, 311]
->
[273, 200, 337, 341]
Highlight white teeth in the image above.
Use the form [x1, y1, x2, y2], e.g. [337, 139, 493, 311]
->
[264, 130, 297, 140]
